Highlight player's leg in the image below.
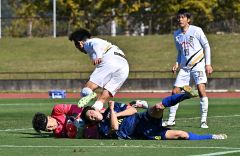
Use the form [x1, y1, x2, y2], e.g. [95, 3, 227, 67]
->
[192, 70, 208, 128]
[78, 65, 110, 107]
[149, 91, 197, 119]
[92, 89, 112, 110]
[165, 130, 227, 140]
[78, 81, 98, 107]
[163, 69, 190, 127]
[197, 83, 209, 128]
[163, 87, 181, 126]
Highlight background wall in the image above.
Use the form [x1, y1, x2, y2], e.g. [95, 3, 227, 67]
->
[0, 78, 239, 92]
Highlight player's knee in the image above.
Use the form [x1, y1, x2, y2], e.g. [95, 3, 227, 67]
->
[177, 131, 189, 139]
[172, 87, 181, 94]
[81, 87, 93, 97]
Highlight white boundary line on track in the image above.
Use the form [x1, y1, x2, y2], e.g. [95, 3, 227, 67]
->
[0, 145, 239, 150]
[191, 149, 240, 156]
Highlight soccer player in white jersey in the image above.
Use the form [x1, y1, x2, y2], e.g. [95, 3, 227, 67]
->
[162, 9, 213, 129]
[69, 28, 129, 110]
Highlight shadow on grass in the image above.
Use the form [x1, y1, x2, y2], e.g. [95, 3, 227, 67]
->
[12, 131, 55, 138]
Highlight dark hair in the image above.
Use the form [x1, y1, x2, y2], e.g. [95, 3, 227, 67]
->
[80, 106, 95, 124]
[32, 112, 48, 133]
[177, 9, 191, 19]
[69, 28, 91, 42]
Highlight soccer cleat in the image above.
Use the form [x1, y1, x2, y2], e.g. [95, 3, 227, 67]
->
[182, 85, 199, 98]
[129, 100, 149, 109]
[212, 134, 227, 140]
[78, 92, 97, 108]
[200, 122, 209, 129]
[162, 120, 176, 127]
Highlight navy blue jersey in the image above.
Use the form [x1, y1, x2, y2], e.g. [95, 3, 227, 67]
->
[98, 102, 138, 139]
[98, 102, 170, 140]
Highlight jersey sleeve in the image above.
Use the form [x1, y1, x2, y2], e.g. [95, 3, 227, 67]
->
[196, 28, 211, 65]
[92, 42, 105, 59]
[173, 33, 181, 65]
[51, 104, 83, 118]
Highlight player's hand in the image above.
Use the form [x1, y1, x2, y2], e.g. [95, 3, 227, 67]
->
[93, 58, 102, 65]
[108, 101, 115, 110]
[172, 64, 179, 74]
[206, 65, 213, 75]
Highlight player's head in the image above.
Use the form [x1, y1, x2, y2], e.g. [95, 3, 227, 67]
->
[176, 9, 191, 27]
[81, 106, 103, 123]
[32, 113, 58, 133]
[69, 28, 91, 54]
[32, 112, 48, 133]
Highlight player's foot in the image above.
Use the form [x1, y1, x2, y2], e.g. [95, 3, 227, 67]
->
[182, 86, 199, 98]
[78, 92, 97, 108]
[200, 122, 209, 129]
[162, 120, 176, 127]
[212, 134, 227, 140]
[129, 100, 148, 109]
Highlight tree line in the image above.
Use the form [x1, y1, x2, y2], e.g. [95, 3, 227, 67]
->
[2, 0, 240, 37]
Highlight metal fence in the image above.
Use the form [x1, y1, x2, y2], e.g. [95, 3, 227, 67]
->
[1, 14, 240, 37]
[0, 70, 240, 80]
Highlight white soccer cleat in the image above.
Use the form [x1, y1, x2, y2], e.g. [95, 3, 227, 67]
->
[129, 100, 149, 109]
[212, 134, 228, 140]
[78, 92, 97, 108]
[162, 120, 176, 127]
[200, 122, 209, 129]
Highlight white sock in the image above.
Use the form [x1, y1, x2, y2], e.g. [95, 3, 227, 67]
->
[168, 103, 179, 122]
[92, 101, 103, 110]
[200, 97, 208, 123]
[81, 87, 93, 97]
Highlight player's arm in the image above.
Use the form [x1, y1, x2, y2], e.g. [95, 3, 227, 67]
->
[92, 43, 104, 65]
[115, 105, 137, 118]
[198, 28, 213, 75]
[108, 101, 119, 131]
[173, 39, 181, 74]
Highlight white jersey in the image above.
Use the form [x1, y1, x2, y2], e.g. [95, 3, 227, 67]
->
[174, 25, 210, 70]
[84, 38, 125, 61]
[83, 38, 129, 96]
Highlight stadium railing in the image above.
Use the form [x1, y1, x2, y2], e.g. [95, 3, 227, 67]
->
[0, 70, 239, 80]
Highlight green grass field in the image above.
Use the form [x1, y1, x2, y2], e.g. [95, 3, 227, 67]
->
[0, 98, 240, 156]
[0, 34, 240, 73]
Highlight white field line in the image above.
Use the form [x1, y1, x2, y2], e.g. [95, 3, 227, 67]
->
[191, 149, 240, 156]
[175, 114, 240, 120]
[0, 114, 239, 132]
[0, 103, 54, 106]
[0, 145, 239, 150]
[0, 128, 33, 132]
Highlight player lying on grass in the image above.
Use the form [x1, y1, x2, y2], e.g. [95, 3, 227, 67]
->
[81, 86, 227, 140]
[32, 100, 148, 138]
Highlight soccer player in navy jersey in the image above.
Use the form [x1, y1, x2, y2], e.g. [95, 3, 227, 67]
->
[81, 86, 227, 140]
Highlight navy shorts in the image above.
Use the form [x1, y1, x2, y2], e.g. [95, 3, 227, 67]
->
[135, 112, 170, 140]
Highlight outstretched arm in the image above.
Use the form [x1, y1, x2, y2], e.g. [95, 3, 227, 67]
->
[115, 105, 137, 118]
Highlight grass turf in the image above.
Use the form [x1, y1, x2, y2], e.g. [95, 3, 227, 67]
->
[0, 98, 240, 156]
[0, 34, 240, 73]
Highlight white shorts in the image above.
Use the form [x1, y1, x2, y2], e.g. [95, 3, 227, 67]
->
[89, 49, 129, 96]
[174, 68, 207, 87]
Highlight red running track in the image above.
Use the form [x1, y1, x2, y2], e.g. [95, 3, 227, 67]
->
[0, 92, 239, 99]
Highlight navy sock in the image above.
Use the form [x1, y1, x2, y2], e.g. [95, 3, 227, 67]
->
[188, 132, 212, 140]
[162, 93, 189, 107]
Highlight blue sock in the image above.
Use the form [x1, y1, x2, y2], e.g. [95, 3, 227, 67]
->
[188, 132, 212, 140]
[162, 93, 189, 107]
